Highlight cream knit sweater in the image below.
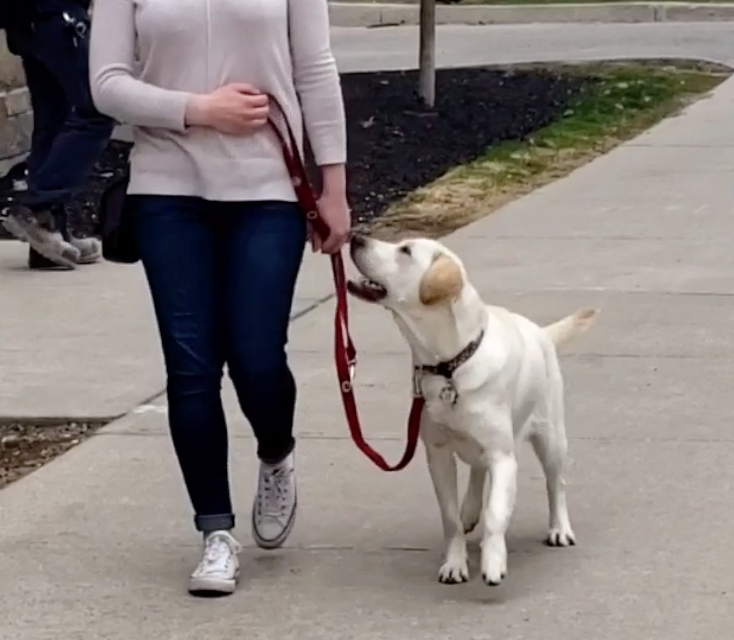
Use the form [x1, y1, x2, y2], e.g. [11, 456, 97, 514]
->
[89, 0, 346, 201]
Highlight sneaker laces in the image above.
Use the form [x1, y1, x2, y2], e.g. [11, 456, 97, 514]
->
[258, 464, 293, 519]
[199, 533, 241, 573]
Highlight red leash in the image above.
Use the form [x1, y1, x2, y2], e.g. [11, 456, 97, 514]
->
[267, 103, 424, 472]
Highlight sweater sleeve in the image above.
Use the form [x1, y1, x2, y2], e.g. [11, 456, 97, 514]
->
[288, 0, 347, 166]
[89, 0, 192, 131]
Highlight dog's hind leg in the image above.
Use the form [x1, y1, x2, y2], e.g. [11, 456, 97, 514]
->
[460, 466, 486, 534]
[425, 443, 469, 584]
[530, 420, 576, 547]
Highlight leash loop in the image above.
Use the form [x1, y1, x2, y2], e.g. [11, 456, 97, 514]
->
[266, 96, 422, 472]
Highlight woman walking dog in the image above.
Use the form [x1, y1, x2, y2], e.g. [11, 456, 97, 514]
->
[89, 0, 349, 595]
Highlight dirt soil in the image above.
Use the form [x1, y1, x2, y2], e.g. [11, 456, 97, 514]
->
[1, 66, 587, 238]
[0, 421, 104, 489]
[0, 66, 585, 486]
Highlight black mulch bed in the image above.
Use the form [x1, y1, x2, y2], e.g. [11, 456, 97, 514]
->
[343, 67, 587, 224]
[0, 67, 589, 239]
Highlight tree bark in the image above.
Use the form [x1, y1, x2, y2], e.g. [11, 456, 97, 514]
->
[418, 0, 436, 108]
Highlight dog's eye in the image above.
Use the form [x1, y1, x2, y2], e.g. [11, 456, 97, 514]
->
[399, 244, 412, 257]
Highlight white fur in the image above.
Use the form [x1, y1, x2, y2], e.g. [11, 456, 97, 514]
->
[349, 236, 598, 586]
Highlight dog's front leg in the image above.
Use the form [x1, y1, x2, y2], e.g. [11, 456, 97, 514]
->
[425, 442, 469, 584]
[481, 449, 518, 587]
[460, 466, 486, 534]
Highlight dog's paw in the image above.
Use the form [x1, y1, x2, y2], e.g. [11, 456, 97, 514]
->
[482, 569, 507, 587]
[438, 556, 470, 584]
[481, 536, 507, 587]
[481, 560, 507, 587]
[546, 525, 576, 547]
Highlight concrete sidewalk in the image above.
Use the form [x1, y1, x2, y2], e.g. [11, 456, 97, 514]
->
[2, 54, 734, 640]
[0, 246, 333, 419]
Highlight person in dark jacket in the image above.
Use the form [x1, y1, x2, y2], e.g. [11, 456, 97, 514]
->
[2, 0, 114, 269]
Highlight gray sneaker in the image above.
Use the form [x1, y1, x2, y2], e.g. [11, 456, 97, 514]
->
[70, 236, 102, 264]
[2, 208, 80, 269]
[252, 451, 298, 549]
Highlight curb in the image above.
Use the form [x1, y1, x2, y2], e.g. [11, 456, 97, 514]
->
[328, 2, 734, 27]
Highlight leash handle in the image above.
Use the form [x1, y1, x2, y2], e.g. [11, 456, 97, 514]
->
[266, 97, 423, 472]
[264, 99, 355, 365]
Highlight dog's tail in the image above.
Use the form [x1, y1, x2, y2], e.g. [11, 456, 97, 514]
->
[543, 308, 599, 349]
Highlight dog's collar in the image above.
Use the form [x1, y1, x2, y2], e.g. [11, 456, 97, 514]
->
[415, 329, 485, 380]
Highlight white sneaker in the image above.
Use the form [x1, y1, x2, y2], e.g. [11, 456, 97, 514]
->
[188, 530, 241, 596]
[252, 452, 298, 549]
[70, 236, 102, 264]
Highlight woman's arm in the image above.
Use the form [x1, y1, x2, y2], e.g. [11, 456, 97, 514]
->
[89, 0, 193, 130]
[288, 0, 347, 171]
[289, 0, 350, 254]
[321, 164, 347, 198]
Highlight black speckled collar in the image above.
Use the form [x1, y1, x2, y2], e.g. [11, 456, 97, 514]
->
[415, 329, 485, 380]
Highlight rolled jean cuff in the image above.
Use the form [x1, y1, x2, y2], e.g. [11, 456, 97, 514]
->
[194, 513, 235, 533]
[258, 437, 296, 466]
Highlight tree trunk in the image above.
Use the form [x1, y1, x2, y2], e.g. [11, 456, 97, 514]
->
[418, 0, 436, 108]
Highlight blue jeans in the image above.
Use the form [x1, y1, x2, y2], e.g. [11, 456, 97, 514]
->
[6, 9, 113, 215]
[132, 196, 307, 533]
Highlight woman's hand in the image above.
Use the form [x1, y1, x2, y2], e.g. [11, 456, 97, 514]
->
[313, 165, 350, 254]
[185, 84, 269, 134]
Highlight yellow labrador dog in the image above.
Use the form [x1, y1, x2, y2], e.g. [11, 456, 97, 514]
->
[348, 234, 597, 586]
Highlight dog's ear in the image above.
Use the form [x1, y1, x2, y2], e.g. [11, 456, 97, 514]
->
[419, 254, 464, 305]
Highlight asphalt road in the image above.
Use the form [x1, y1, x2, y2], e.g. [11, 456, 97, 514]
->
[331, 22, 734, 71]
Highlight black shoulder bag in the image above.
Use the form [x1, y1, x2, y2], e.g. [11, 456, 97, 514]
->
[98, 167, 140, 264]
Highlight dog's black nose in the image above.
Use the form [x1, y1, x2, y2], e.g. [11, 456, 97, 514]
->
[351, 234, 367, 250]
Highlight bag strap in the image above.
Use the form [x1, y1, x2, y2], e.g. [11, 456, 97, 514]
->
[266, 98, 424, 472]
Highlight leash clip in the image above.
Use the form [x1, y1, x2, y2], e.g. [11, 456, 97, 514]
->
[412, 368, 424, 399]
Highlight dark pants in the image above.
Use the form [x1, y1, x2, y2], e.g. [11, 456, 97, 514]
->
[132, 196, 308, 533]
[6, 9, 113, 222]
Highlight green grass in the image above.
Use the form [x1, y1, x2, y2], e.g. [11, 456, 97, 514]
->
[368, 61, 729, 238]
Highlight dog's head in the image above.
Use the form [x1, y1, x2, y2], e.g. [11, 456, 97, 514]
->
[348, 234, 466, 314]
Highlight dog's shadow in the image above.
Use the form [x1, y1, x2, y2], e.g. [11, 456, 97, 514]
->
[376, 531, 576, 605]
